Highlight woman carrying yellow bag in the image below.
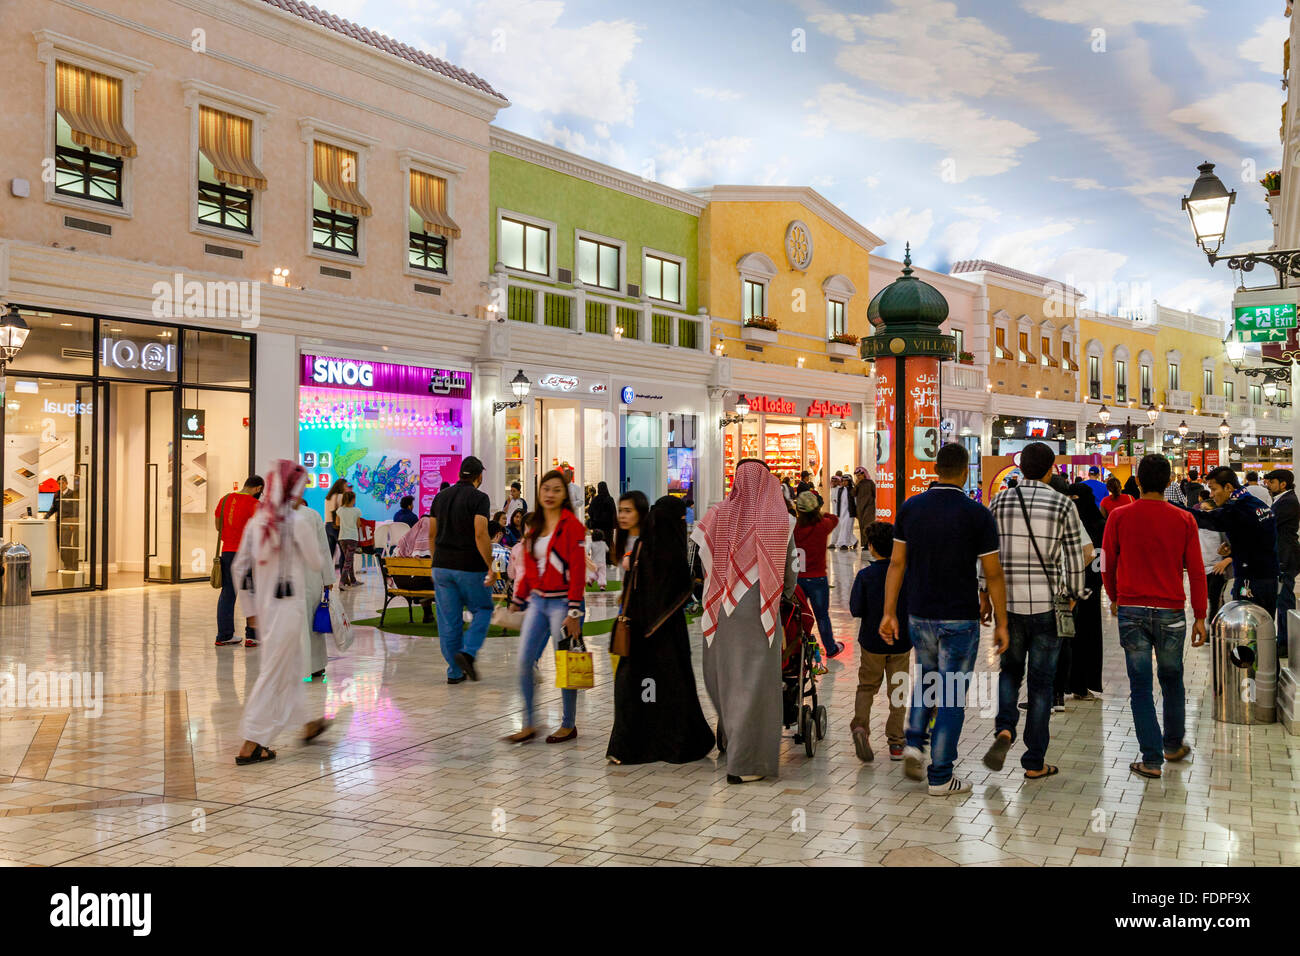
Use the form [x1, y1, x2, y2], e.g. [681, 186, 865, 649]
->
[503, 470, 589, 745]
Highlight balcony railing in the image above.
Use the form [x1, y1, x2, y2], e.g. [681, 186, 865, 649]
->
[943, 363, 987, 391]
[1165, 389, 1192, 410]
[1201, 394, 1226, 415]
[500, 274, 705, 350]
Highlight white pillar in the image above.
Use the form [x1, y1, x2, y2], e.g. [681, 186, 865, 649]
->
[254, 331, 298, 476]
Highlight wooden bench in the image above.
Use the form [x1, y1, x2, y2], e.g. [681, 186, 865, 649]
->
[378, 555, 437, 626]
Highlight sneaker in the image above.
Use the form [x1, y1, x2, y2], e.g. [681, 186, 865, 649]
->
[888, 745, 904, 760]
[447, 674, 467, 685]
[928, 777, 972, 797]
[901, 746, 925, 781]
[1163, 744, 1192, 762]
[454, 651, 478, 682]
[851, 727, 873, 762]
[827, 641, 846, 659]
[1052, 694, 1065, 713]
[1072, 690, 1101, 701]
[244, 638, 259, 648]
[214, 637, 241, 646]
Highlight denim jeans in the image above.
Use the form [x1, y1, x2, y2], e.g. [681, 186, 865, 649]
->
[432, 567, 495, 679]
[216, 552, 255, 642]
[517, 595, 579, 728]
[799, 576, 838, 654]
[995, 611, 1061, 771]
[1277, 572, 1295, 656]
[1117, 607, 1187, 768]
[905, 618, 980, 785]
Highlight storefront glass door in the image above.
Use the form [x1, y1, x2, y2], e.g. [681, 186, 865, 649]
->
[144, 388, 174, 582]
[177, 388, 250, 582]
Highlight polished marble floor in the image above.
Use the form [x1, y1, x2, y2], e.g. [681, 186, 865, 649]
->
[0, 551, 1297, 867]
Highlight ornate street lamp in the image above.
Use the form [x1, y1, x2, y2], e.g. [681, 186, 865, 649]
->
[1097, 404, 1111, 425]
[1177, 420, 1189, 438]
[1183, 161, 1300, 276]
[0, 304, 30, 395]
[493, 368, 531, 414]
[719, 393, 750, 428]
[1145, 403, 1159, 426]
[1002, 420, 1015, 437]
[1219, 417, 1232, 439]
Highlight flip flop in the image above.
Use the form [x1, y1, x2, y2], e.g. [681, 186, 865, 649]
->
[984, 734, 1012, 771]
[1024, 764, 1059, 780]
[1129, 761, 1161, 779]
[235, 744, 276, 765]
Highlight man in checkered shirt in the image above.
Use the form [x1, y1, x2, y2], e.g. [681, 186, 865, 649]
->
[980, 442, 1092, 781]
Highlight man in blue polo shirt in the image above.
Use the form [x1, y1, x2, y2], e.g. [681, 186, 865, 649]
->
[881, 442, 1009, 797]
[1082, 466, 1107, 507]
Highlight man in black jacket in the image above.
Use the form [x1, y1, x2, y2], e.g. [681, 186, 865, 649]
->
[1190, 466, 1279, 615]
[1266, 469, 1298, 657]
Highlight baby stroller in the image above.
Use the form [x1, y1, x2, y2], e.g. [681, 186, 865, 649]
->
[781, 585, 828, 757]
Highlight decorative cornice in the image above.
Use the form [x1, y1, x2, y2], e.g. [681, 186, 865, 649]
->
[870, 254, 980, 299]
[691, 185, 884, 253]
[180, 79, 277, 117]
[490, 127, 706, 216]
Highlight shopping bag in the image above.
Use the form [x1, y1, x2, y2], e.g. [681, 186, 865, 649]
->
[312, 590, 333, 634]
[555, 633, 594, 689]
[491, 604, 525, 632]
[328, 587, 355, 651]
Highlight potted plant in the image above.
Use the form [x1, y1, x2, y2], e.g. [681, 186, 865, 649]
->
[827, 331, 858, 357]
[958, 350, 975, 365]
[741, 316, 778, 344]
[1261, 170, 1282, 196]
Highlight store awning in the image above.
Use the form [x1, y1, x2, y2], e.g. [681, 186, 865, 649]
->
[55, 61, 137, 158]
[313, 141, 371, 217]
[199, 106, 266, 190]
[409, 169, 460, 239]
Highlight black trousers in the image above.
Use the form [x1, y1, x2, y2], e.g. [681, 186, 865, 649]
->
[1206, 572, 1227, 623]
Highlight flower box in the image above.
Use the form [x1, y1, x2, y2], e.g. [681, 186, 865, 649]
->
[741, 320, 777, 344]
[826, 340, 857, 358]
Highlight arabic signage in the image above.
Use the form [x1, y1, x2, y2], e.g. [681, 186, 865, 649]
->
[732, 394, 863, 420]
[1234, 302, 1296, 343]
[903, 357, 941, 499]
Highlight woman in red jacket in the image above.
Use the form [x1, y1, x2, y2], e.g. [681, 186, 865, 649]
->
[793, 491, 845, 659]
[1099, 476, 1134, 516]
[503, 470, 588, 744]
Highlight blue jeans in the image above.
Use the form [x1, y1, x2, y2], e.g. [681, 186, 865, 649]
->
[1277, 573, 1295, 656]
[1117, 607, 1187, 768]
[216, 552, 255, 642]
[517, 595, 579, 728]
[995, 611, 1061, 771]
[432, 567, 494, 679]
[905, 618, 980, 785]
[799, 576, 838, 654]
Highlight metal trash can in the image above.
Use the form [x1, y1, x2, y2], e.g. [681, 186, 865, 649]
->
[0, 542, 32, 607]
[1211, 600, 1277, 724]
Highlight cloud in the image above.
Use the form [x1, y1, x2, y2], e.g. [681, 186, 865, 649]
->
[1048, 247, 1129, 289]
[970, 221, 1078, 276]
[448, 1, 641, 124]
[868, 207, 934, 247]
[1156, 276, 1235, 319]
[653, 134, 754, 188]
[810, 0, 1044, 99]
[1050, 175, 1106, 191]
[940, 218, 986, 261]
[1239, 18, 1289, 74]
[536, 121, 630, 168]
[1169, 82, 1284, 146]
[1020, 0, 1205, 26]
[806, 83, 1039, 181]
[693, 87, 742, 101]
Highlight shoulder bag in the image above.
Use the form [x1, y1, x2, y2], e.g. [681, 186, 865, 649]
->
[1013, 486, 1075, 638]
[210, 493, 229, 589]
[610, 544, 637, 658]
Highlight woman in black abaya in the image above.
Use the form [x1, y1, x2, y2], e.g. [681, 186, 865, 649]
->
[606, 496, 715, 765]
[1064, 481, 1106, 700]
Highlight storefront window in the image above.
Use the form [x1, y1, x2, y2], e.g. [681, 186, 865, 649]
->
[6, 311, 95, 376]
[97, 320, 180, 382]
[299, 355, 470, 519]
[183, 330, 252, 386]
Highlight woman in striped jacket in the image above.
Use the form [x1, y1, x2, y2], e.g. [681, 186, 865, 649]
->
[504, 470, 588, 744]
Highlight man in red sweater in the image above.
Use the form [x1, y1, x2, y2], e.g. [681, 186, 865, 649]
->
[1101, 454, 1207, 781]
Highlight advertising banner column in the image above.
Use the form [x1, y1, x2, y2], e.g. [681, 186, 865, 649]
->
[874, 361, 897, 521]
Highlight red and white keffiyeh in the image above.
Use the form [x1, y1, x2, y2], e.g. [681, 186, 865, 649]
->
[255, 460, 307, 563]
[691, 460, 794, 646]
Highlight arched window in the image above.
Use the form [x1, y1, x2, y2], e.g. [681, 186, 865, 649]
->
[737, 251, 778, 323]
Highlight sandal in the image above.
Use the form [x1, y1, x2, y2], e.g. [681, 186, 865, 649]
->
[545, 727, 578, 744]
[302, 718, 331, 743]
[1129, 761, 1161, 779]
[235, 744, 276, 765]
[1024, 764, 1059, 780]
[503, 728, 536, 744]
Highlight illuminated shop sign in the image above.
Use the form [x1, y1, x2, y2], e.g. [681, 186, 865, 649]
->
[738, 394, 860, 419]
[429, 370, 469, 394]
[807, 399, 852, 419]
[311, 357, 374, 387]
[299, 355, 471, 398]
[101, 337, 176, 373]
[538, 374, 580, 392]
[744, 395, 797, 415]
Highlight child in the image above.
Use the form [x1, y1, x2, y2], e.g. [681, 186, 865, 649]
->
[848, 521, 911, 763]
[587, 530, 609, 590]
[335, 491, 362, 589]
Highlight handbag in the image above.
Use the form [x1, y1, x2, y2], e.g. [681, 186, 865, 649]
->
[1013, 487, 1076, 638]
[327, 587, 355, 651]
[210, 494, 228, 589]
[610, 546, 637, 658]
[312, 589, 333, 634]
[555, 631, 594, 689]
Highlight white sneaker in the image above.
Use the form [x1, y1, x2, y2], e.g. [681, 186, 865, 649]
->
[927, 777, 972, 797]
[901, 746, 925, 781]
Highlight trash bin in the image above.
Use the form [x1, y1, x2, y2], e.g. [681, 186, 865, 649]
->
[1211, 600, 1277, 725]
[0, 542, 32, 607]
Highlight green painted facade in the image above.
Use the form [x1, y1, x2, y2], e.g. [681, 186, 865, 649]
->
[489, 152, 699, 315]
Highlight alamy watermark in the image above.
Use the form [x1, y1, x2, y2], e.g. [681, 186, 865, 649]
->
[151, 273, 261, 328]
[0, 665, 104, 718]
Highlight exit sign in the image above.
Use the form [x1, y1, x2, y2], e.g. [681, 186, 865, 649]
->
[1235, 302, 1297, 342]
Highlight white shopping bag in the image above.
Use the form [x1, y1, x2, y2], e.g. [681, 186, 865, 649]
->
[328, 587, 355, 651]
